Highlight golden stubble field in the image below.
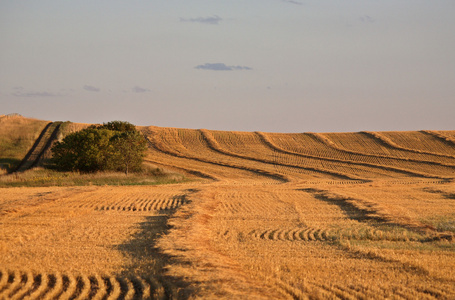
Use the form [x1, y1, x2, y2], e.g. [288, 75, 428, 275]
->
[1, 120, 454, 299]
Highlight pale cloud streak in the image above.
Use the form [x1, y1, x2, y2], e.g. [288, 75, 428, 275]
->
[359, 15, 375, 23]
[180, 15, 222, 25]
[83, 85, 100, 92]
[132, 86, 150, 93]
[195, 63, 252, 71]
[282, 0, 303, 5]
[13, 91, 58, 97]
[12, 87, 60, 97]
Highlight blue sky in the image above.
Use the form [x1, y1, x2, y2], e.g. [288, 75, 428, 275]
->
[1, 0, 454, 132]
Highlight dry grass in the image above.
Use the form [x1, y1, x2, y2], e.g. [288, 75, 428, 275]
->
[0, 185, 192, 298]
[0, 165, 186, 188]
[159, 182, 455, 298]
[0, 115, 49, 171]
[1, 123, 455, 298]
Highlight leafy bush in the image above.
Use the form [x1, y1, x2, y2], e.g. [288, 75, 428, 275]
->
[52, 121, 147, 174]
[89, 120, 137, 132]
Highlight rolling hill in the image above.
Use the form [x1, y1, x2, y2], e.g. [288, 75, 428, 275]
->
[0, 115, 454, 299]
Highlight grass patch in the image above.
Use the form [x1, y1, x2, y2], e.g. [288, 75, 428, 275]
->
[421, 215, 455, 233]
[348, 239, 455, 252]
[328, 223, 427, 243]
[0, 166, 189, 188]
[0, 158, 21, 174]
[0, 117, 49, 171]
[330, 222, 454, 252]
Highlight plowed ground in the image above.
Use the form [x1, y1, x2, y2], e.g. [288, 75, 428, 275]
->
[1, 126, 454, 299]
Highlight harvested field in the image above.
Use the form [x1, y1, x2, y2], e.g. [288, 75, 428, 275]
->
[1, 122, 454, 299]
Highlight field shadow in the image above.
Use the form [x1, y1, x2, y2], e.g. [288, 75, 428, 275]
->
[0, 158, 21, 173]
[300, 188, 450, 241]
[422, 187, 455, 200]
[300, 188, 384, 223]
[116, 191, 198, 299]
[117, 213, 170, 276]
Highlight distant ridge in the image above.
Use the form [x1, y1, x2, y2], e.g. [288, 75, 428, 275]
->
[0, 113, 22, 119]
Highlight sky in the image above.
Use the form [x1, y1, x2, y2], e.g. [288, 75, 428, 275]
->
[1, 0, 454, 133]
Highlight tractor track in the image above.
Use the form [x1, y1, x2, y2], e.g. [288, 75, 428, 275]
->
[14, 122, 62, 173]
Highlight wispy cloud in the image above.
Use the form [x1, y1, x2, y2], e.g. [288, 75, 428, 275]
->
[180, 15, 222, 25]
[282, 0, 303, 5]
[83, 85, 100, 92]
[12, 87, 60, 97]
[359, 15, 375, 23]
[195, 63, 252, 71]
[13, 91, 59, 97]
[132, 86, 150, 93]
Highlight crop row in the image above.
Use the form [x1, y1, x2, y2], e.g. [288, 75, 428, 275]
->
[0, 269, 167, 300]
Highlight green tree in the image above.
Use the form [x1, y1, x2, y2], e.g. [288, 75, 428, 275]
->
[51, 121, 147, 174]
[109, 131, 147, 175]
[52, 128, 115, 172]
[90, 121, 136, 132]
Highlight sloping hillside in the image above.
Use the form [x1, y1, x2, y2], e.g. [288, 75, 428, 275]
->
[140, 126, 455, 183]
[1, 120, 454, 299]
[0, 114, 50, 172]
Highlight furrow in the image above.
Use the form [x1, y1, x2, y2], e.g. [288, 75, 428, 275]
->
[416, 285, 451, 299]
[157, 199, 166, 210]
[72, 275, 91, 300]
[422, 130, 455, 147]
[43, 272, 63, 300]
[273, 277, 310, 299]
[59, 274, 77, 300]
[137, 198, 148, 211]
[144, 128, 288, 183]
[249, 227, 337, 242]
[11, 270, 34, 300]
[300, 229, 310, 241]
[118, 277, 136, 300]
[161, 199, 171, 210]
[337, 284, 384, 300]
[156, 199, 165, 211]
[164, 198, 173, 210]
[0, 269, 9, 292]
[249, 230, 260, 239]
[282, 230, 291, 241]
[139, 200, 149, 211]
[310, 132, 455, 168]
[24, 273, 49, 300]
[291, 228, 303, 241]
[134, 277, 151, 299]
[202, 129, 363, 181]
[259, 229, 272, 240]
[318, 283, 358, 300]
[150, 200, 159, 211]
[90, 275, 107, 300]
[106, 277, 122, 300]
[320, 229, 331, 241]
[2, 270, 23, 299]
[149, 277, 166, 300]
[142, 157, 219, 182]
[147, 199, 158, 211]
[307, 228, 317, 241]
[257, 131, 453, 180]
[314, 229, 325, 241]
[274, 229, 286, 241]
[363, 131, 455, 159]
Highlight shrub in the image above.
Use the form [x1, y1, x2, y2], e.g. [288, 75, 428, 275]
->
[89, 120, 137, 132]
[51, 121, 147, 174]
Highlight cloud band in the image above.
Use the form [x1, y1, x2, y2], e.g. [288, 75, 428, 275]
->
[195, 63, 252, 71]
